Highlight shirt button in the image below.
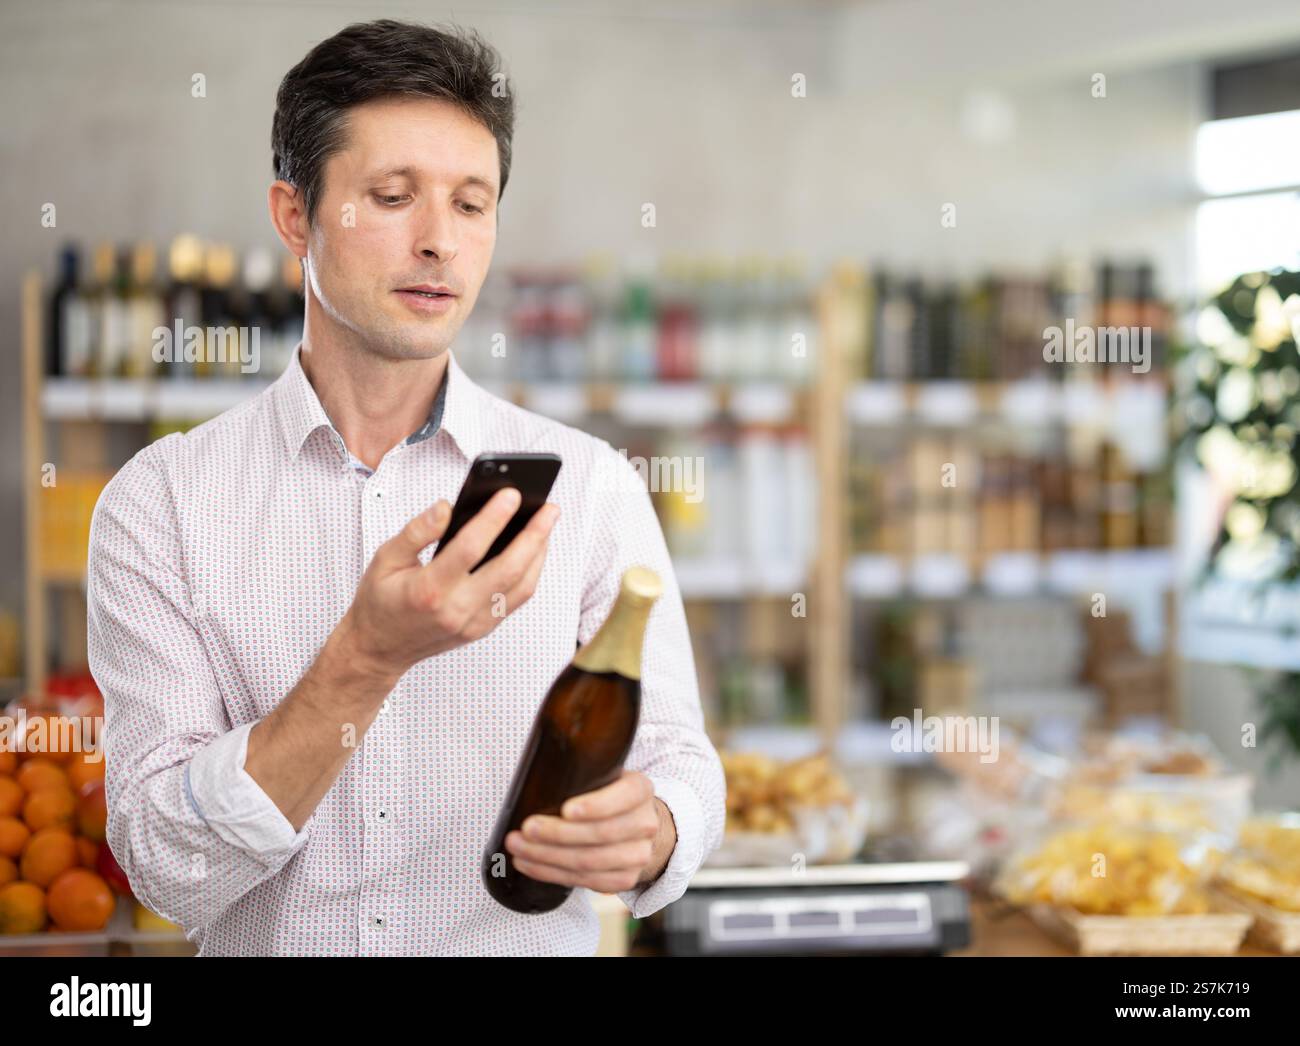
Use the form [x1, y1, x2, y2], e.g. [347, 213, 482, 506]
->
[372, 915, 386, 929]
[377, 809, 390, 823]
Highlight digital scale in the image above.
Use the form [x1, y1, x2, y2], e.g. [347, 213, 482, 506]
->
[662, 861, 971, 956]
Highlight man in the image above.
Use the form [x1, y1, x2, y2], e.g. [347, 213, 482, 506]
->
[87, 18, 725, 956]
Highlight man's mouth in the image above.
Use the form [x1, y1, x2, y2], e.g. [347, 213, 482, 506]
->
[397, 284, 456, 299]
[395, 285, 459, 314]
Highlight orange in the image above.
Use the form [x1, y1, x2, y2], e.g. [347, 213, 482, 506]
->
[75, 837, 98, 869]
[22, 788, 76, 832]
[0, 816, 30, 859]
[19, 827, 78, 888]
[0, 750, 15, 775]
[0, 855, 15, 886]
[46, 869, 115, 932]
[66, 752, 105, 792]
[76, 783, 107, 842]
[15, 759, 68, 794]
[0, 880, 46, 934]
[0, 776, 22, 817]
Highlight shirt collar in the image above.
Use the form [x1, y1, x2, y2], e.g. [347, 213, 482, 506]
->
[274, 343, 484, 465]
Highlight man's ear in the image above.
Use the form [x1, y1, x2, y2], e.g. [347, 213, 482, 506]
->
[268, 180, 309, 261]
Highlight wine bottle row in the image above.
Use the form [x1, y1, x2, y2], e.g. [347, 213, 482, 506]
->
[851, 260, 1173, 383]
[46, 237, 304, 380]
[848, 432, 1171, 560]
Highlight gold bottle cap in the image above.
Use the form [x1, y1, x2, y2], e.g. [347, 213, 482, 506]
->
[203, 243, 237, 288]
[170, 234, 203, 281]
[572, 566, 662, 679]
[92, 242, 116, 283]
[131, 243, 158, 285]
[619, 566, 662, 606]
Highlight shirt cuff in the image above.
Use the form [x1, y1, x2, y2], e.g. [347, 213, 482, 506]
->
[185, 721, 312, 860]
[615, 776, 705, 919]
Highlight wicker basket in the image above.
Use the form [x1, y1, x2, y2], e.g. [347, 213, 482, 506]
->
[1213, 886, 1300, 954]
[1028, 903, 1251, 956]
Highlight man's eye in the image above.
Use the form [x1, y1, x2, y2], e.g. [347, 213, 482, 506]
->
[459, 202, 485, 214]
[375, 194, 408, 206]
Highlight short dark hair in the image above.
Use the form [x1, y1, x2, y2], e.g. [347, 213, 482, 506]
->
[271, 19, 515, 225]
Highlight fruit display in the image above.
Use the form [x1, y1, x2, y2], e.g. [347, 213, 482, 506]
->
[995, 824, 1221, 916]
[707, 750, 869, 867]
[0, 682, 124, 938]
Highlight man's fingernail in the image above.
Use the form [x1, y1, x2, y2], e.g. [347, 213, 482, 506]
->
[567, 802, 584, 817]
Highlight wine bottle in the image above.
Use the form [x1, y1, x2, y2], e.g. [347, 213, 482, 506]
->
[48, 244, 90, 378]
[165, 235, 204, 380]
[482, 566, 662, 914]
[125, 243, 166, 379]
[200, 243, 239, 378]
[85, 243, 117, 378]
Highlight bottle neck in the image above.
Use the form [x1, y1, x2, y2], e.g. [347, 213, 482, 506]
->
[572, 596, 654, 680]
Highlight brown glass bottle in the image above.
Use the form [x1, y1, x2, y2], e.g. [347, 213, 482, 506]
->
[482, 566, 662, 914]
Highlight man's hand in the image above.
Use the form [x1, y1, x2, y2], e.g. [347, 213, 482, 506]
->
[337, 488, 559, 684]
[504, 770, 677, 894]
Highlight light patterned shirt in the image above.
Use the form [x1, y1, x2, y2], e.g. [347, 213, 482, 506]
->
[86, 343, 725, 956]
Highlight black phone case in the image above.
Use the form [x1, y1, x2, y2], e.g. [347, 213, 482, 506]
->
[433, 453, 562, 572]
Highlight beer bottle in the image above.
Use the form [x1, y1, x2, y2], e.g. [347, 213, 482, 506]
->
[483, 566, 662, 913]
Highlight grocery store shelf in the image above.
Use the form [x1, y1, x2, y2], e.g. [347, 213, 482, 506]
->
[55, 374, 1159, 431]
[914, 382, 980, 426]
[675, 557, 806, 599]
[846, 549, 1173, 600]
[726, 383, 798, 424]
[41, 377, 805, 427]
[43, 378, 272, 422]
[845, 378, 1166, 429]
[610, 383, 717, 427]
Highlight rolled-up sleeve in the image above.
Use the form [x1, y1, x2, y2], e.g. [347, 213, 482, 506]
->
[87, 441, 314, 934]
[578, 445, 726, 919]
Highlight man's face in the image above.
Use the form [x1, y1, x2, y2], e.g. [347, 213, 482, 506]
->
[305, 95, 499, 360]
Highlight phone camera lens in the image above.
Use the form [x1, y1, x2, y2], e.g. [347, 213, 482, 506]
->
[498, 463, 509, 473]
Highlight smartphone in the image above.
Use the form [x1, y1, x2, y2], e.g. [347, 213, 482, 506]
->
[433, 453, 562, 572]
